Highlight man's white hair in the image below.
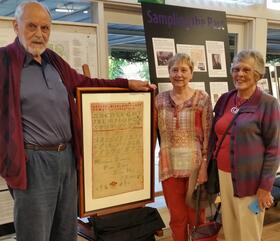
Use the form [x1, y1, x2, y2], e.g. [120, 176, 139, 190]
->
[14, 0, 52, 21]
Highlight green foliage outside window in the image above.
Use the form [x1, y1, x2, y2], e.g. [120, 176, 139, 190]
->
[138, 61, 150, 80]
[109, 49, 150, 81]
[109, 57, 126, 79]
[267, 55, 280, 65]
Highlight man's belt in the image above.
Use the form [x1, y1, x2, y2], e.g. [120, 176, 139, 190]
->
[24, 143, 67, 152]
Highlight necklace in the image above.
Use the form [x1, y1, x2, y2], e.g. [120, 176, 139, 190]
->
[230, 106, 239, 114]
[230, 94, 248, 114]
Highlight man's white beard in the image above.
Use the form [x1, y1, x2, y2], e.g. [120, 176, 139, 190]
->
[20, 37, 46, 58]
[28, 47, 45, 58]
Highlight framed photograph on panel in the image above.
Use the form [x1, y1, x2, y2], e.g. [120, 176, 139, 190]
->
[76, 87, 155, 217]
[274, 64, 280, 99]
[257, 65, 273, 95]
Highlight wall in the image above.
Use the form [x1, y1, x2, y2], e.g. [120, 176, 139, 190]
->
[99, 0, 280, 64]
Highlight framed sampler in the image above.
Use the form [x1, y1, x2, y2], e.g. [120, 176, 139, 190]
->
[76, 87, 155, 217]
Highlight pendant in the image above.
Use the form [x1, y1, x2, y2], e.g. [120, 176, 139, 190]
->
[231, 106, 239, 114]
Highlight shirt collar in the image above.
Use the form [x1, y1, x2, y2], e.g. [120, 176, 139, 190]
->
[23, 50, 50, 67]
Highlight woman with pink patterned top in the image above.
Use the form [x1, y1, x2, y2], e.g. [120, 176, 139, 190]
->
[155, 53, 213, 241]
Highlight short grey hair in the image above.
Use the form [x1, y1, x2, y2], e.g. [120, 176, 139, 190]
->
[231, 49, 265, 76]
[168, 53, 194, 73]
[14, 0, 52, 21]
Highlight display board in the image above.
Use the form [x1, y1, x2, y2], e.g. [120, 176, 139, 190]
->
[0, 18, 98, 77]
[141, 3, 234, 104]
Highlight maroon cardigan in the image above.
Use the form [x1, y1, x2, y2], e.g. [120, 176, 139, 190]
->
[0, 38, 128, 190]
[208, 88, 280, 197]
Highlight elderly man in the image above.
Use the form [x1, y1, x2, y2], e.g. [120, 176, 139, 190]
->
[0, 1, 154, 241]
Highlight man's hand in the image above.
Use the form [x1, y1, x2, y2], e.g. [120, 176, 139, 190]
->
[128, 80, 157, 91]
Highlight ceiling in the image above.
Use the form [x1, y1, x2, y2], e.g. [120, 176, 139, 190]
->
[0, 0, 92, 22]
[0, 0, 280, 57]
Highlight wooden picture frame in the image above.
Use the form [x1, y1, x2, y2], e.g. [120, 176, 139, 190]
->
[76, 87, 155, 217]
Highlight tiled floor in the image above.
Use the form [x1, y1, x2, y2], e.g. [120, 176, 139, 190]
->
[0, 234, 16, 241]
[4, 204, 276, 241]
[0, 197, 167, 241]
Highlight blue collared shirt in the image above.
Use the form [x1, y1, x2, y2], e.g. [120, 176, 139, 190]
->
[20, 51, 72, 145]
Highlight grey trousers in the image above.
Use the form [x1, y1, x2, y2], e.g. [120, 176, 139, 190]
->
[13, 144, 77, 241]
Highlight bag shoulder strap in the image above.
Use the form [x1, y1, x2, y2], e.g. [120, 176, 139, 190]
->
[213, 112, 240, 158]
[194, 112, 240, 227]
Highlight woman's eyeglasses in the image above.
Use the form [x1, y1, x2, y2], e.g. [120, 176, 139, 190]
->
[231, 67, 261, 77]
[231, 67, 253, 74]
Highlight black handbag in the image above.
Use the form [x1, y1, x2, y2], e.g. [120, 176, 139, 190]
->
[189, 185, 222, 241]
[89, 207, 165, 241]
[190, 221, 221, 241]
[206, 112, 240, 195]
[205, 157, 219, 195]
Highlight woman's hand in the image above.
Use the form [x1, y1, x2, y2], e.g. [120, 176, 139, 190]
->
[256, 188, 274, 210]
[197, 161, 208, 184]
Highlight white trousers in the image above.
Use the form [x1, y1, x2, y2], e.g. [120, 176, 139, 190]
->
[218, 170, 265, 241]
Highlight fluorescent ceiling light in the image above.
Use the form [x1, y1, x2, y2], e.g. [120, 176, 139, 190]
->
[169, 0, 263, 7]
[55, 8, 74, 13]
[213, 0, 262, 5]
[267, 0, 280, 10]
